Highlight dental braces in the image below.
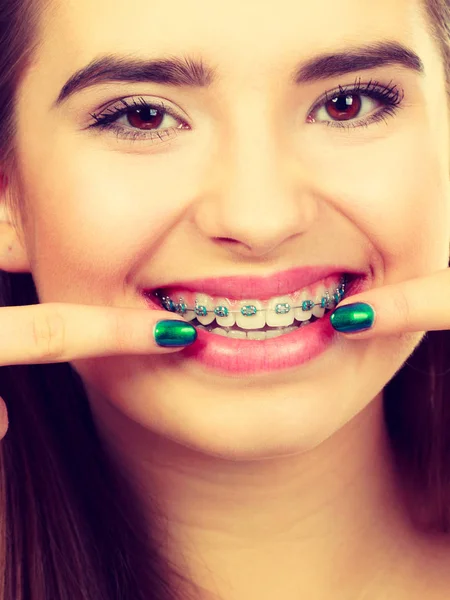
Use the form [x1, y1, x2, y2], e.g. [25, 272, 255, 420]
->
[155, 276, 347, 318]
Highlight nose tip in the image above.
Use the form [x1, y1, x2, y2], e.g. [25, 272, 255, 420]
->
[198, 182, 319, 258]
[192, 114, 320, 259]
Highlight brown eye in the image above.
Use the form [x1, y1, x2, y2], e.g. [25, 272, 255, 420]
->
[324, 94, 362, 121]
[126, 106, 166, 130]
[309, 88, 385, 127]
[89, 97, 191, 144]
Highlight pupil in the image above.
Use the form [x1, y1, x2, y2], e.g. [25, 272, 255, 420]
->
[128, 107, 164, 130]
[334, 95, 352, 110]
[327, 94, 361, 120]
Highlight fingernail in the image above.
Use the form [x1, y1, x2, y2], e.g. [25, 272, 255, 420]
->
[154, 320, 198, 347]
[330, 302, 375, 333]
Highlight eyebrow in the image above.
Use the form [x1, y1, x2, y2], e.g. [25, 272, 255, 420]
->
[53, 40, 424, 108]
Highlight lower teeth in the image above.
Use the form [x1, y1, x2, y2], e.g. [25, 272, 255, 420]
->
[195, 314, 323, 339]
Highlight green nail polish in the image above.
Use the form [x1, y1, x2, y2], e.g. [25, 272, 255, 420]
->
[154, 320, 197, 347]
[330, 302, 375, 333]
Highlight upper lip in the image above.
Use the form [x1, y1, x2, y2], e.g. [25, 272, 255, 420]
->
[141, 265, 364, 301]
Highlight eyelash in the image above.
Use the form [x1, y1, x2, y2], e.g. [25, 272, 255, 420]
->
[87, 77, 405, 144]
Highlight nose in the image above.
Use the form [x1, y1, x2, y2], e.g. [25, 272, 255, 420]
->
[193, 101, 319, 259]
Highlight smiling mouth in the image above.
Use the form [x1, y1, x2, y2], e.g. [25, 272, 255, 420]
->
[148, 274, 351, 340]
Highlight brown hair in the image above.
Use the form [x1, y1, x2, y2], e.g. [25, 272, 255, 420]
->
[0, 0, 449, 598]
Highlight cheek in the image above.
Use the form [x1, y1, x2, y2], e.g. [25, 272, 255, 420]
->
[308, 126, 450, 280]
[19, 142, 203, 303]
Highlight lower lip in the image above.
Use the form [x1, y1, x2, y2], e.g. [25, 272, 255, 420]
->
[143, 274, 368, 376]
[183, 315, 336, 375]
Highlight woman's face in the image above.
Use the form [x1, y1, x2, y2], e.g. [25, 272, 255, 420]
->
[9, 0, 450, 457]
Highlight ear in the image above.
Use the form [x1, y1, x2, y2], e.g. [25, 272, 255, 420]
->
[0, 172, 31, 273]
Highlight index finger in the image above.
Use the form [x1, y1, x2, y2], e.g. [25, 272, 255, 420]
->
[330, 268, 450, 337]
[1, 303, 197, 365]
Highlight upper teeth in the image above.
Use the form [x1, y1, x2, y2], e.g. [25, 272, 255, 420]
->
[155, 276, 346, 330]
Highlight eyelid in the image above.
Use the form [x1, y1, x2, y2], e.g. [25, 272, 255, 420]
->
[304, 78, 404, 132]
[84, 96, 191, 146]
[89, 96, 187, 124]
[307, 78, 403, 114]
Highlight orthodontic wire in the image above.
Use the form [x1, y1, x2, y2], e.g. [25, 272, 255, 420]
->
[155, 276, 347, 318]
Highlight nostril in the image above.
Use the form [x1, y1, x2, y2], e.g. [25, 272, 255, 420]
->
[215, 237, 240, 244]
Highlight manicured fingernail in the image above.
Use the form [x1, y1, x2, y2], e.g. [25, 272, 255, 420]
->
[154, 320, 198, 347]
[330, 302, 375, 333]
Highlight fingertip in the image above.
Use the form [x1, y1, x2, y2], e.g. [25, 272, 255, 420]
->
[153, 319, 198, 348]
[330, 302, 376, 335]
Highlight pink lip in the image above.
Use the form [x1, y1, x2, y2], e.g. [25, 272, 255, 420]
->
[183, 315, 337, 375]
[142, 265, 363, 301]
[141, 270, 371, 376]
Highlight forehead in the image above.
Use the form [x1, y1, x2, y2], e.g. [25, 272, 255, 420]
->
[37, 0, 428, 89]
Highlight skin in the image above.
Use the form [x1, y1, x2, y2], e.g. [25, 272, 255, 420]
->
[1, 0, 450, 597]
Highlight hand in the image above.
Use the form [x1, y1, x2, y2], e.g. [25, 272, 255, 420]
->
[330, 267, 450, 337]
[0, 303, 197, 439]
